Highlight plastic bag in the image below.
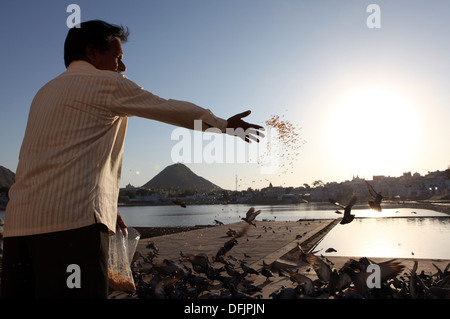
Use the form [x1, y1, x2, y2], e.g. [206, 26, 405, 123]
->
[108, 226, 141, 291]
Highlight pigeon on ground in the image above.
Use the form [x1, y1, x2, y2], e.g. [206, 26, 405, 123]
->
[215, 237, 238, 262]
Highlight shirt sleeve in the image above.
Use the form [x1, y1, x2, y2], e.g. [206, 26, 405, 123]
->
[110, 74, 228, 132]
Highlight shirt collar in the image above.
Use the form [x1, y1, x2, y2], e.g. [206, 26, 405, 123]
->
[67, 60, 126, 78]
[67, 60, 98, 71]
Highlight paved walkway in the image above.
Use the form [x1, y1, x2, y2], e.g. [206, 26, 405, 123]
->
[135, 219, 336, 267]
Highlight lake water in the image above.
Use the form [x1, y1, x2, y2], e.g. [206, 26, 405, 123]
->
[115, 203, 450, 260]
[2, 204, 449, 260]
[314, 216, 450, 260]
[115, 203, 447, 227]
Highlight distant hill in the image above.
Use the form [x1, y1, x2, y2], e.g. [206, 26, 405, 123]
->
[0, 166, 15, 188]
[141, 163, 222, 192]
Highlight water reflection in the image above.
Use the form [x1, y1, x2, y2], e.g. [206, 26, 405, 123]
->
[1, 205, 449, 260]
[315, 217, 450, 260]
[115, 204, 448, 227]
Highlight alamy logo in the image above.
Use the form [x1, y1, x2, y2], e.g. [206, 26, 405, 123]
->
[366, 4, 381, 29]
[366, 264, 381, 288]
[66, 4, 81, 29]
[66, 264, 81, 289]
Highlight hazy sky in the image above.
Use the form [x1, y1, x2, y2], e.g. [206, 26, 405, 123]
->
[1, 0, 449, 191]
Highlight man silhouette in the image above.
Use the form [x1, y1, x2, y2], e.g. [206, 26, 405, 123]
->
[1, 20, 263, 298]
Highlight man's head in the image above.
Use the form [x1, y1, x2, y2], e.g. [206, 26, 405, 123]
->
[64, 20, 129, 72]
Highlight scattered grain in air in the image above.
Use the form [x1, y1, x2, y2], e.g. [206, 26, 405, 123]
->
[259, 114, 306, 175]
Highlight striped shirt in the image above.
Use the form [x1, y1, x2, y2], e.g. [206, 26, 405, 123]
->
[4, 60, 227, 237]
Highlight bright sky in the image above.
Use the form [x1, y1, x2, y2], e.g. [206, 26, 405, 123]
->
[1, 0, 449, 191]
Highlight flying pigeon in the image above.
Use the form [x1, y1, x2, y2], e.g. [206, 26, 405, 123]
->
[329, 195, 357, 225]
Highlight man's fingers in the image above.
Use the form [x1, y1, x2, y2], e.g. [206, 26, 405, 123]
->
[248, 123, 264, 130]
[237, 110, 251, 118]
[246, 128, 265, 138]
[229, 110, 251, 122]
[247, 134, 260, 143]
[239, 132, 261, 143]
[231, 127, 264, 143]
[226, 110, 266, 144]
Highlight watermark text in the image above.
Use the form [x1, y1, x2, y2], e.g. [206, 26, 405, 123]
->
[66, 4, 81, 28]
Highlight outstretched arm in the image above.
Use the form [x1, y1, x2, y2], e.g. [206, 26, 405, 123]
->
[226, 110, 265, 143]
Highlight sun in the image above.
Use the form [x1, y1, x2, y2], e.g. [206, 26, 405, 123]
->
[324, 86, 421, 178]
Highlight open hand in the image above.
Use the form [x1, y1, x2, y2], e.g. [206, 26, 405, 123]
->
[226, 110, 265, 143]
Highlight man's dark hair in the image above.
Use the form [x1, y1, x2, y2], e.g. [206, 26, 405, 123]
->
[64, 20, 129, 68]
